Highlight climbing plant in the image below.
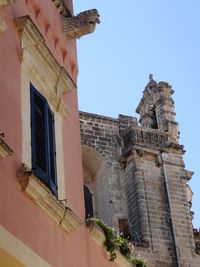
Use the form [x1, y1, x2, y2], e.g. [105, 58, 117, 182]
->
[87, 217, 148, 267]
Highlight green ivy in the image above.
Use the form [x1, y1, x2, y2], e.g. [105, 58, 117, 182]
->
[87, 217, 131, 261]
[87, 217, 148, 267]
[132, 256, 148, 267]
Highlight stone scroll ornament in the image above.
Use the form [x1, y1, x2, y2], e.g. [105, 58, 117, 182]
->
[61, 9, 100, 41]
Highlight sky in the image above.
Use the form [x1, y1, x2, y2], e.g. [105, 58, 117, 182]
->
[74, 1, 200, 228]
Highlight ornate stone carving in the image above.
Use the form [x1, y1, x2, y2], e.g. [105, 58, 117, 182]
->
[52, 0, 71, 17]
[166, 142, 184, 151]
[0, 0, 16, 7]
[136, 75, 179, 143]
[194, 229, 200, 255]
[181, 169, 194, 181]
[0, 136, 13, 158]
[122, 126, 168, 155]
[17, 164, 82, 234]
[52, 0, 66, 15]
[14, 16, 76, 117]
[62, 9, 100, 40]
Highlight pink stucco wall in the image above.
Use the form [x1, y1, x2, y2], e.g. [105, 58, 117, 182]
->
[0, 1, 120, 267]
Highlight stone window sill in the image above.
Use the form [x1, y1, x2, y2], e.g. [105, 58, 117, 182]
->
[0, 137, 13, 158]
[17, 164, 82, 234]
[87, 221, 134, 267]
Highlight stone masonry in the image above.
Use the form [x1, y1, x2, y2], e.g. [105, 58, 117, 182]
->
[80, 111, 137, 229]
[79, 76, 200, 267]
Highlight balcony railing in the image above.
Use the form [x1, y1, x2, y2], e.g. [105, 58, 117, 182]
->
[122, 127, 168, 155]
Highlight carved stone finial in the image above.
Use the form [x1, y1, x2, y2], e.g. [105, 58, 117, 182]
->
[149, 74, 153, 81]
[62, 9, 100, 41]
[144, 73, 157, 93]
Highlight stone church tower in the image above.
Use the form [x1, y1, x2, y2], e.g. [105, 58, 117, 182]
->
[80, 76, 200, 266]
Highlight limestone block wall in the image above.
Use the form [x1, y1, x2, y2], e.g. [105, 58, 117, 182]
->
[161, 152, 200, 266]
[123, 150, 176, 266]
[79, 110, 200, 266]
[79, 111, 137, 230]
[79, 77, 200, 266]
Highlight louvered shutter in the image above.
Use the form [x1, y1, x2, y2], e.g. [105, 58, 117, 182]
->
[47, 107, 57, 196]
[30, 84, 49, 185]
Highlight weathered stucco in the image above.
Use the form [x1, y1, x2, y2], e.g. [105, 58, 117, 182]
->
[0, 1, 125, 267]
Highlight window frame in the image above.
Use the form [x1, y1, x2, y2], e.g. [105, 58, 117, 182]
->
[30, 84, 58, 196]
[84, 185, 94, 219]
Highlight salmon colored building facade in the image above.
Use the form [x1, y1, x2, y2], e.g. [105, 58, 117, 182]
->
[0, 1, 130, 266]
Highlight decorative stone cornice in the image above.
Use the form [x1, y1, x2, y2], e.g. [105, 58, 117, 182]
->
[87, 221, 133, 267]
[0, 0, 16, 7]
[14, 16, 76, 116]
[52, 0, 71, 17]
[62, 9, 100, 41]
[0, 136, 13, 158]
[166, 142, 184, 152]
[0, 17, 6, 32]
[17, 164, 82, 234]
[181, 169, 194, 181]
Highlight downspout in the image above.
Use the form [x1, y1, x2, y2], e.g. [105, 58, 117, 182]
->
[161, 153, 181, 267]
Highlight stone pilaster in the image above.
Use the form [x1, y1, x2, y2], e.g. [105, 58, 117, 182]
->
[123, 154, 150, 245]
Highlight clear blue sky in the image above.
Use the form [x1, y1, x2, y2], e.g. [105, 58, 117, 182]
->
[74, 1, 200, 228]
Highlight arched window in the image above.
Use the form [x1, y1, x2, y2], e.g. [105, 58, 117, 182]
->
[151, 109, 158, 129]
[82, 146, 112, 225]
[84, 185, 94, 219]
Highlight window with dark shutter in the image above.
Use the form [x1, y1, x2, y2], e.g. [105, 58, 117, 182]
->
[30, 84, 57, 196]
[84, 185, 94, 219]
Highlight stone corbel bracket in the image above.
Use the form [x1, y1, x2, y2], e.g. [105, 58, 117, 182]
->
[62, 9, 100, 41]
[17, 164, 83, 234]
[0, 136, 13, 158]
[181, 169, 194, 182]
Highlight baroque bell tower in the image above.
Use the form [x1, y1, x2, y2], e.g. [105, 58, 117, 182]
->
[121, 76, 200, 266]
[136, 74, 179, 143]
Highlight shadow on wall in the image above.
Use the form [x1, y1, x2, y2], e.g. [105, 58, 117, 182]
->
[82, 146, 112, 226]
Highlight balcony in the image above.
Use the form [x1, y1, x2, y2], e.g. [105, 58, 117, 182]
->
[122, 126, 168, 155]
